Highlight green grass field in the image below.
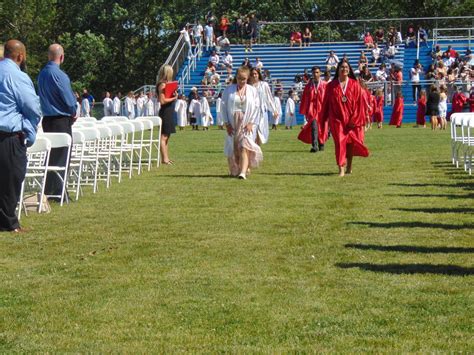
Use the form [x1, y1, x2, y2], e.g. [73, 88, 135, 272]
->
[1, 125, 473, 352]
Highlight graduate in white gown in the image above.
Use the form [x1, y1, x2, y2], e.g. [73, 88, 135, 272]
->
[174, 94, 188, 130]
[136, 92, 146, 117]
[102, 91, 113, 117]
[81, 96, 90, 117]
[249, 67, 278, 145]
[285, 90, 297, 129]
[272, 90, 283, 130]
[113, 92, 122, 116]
[221, 66, 262, 180]
[215, 93, 224, 129]
[124, 91, 135, 120]
[188, 95, 201, 130]
[200, 94, 212, 130]
[144, 92, 155, 116]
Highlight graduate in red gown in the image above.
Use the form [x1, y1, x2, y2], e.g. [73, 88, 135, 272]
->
[299, 66, 328, 152]
[373, 88, 384, 129]
[449, 87, 468, 119]
[359, 81, 372, 131]
[389, 91, 404, 127]
[321, 60, 369, 177]
[470, 88, 474, 112]
[416, 89, 427, 128]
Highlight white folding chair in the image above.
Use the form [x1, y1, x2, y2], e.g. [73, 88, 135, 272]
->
[137, 118, 154, 171]
[69, 130, 86, 201]
[105, 123, 125, 183]
[74, 127, 100, 194]
[18, 137, 51, 218]
[40, 132, 72, 206]
[145, 116, 162, 167]
[463, 117, 474, 175]
[128, 120, 145, 175]
[101, 116, 128, 122]
[116, 121, 135, 179]
[76, 117, 98, 123]
[96, 125, 113, 189]
[450, 113, 464, 167]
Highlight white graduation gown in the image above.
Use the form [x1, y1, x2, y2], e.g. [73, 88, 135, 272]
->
[285, 97, 297, 127]
[174, 99, 188, 127]
[255, 81, 277, 144]
[273, 96, 282, 125]
[200, 97, 212, 127]
[145, 98, 155, 116]
[221, 84, 261, 158]
[81, 99, 90, 117]
[215, 97, 224, 126]
[125, 97, 135, 119]
[113, 97, 121, 115]
[189, 99, 201, 124]
[103, 97, 113, 116]
[136, 96, 146, 117]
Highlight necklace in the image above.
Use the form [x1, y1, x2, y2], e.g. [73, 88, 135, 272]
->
[340, 79, 349, 103]
[237, 85, 246, 102]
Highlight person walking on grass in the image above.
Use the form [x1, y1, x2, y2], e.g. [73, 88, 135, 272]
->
[426, 84, 440, 130]
[389, 91, 404, 128]
[416, 89, 427, 128]
[321, 60, 369, 177]
[221, 66, 262, 180]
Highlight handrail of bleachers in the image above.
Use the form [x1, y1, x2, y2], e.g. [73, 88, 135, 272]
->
[259, 16, 474, 25]
[433, 27, 473, 49]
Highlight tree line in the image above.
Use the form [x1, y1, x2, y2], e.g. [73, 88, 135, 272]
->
[1, 0, 472, 98]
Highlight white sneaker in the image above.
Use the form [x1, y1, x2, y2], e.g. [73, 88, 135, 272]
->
[238, 173, 246, 180]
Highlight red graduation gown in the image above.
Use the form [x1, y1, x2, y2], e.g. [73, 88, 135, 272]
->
[389, 97, 404, 126]
[470, 92, 474, 112]
[321, 78, 369, 167]
[416, 96, 426, 125]
[299, 80, 328, 144]
[373, 95, 384, 123]
[449, 92, 468, 119]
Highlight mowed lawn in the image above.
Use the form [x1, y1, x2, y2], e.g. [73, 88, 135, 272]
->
[1, 124, 473, 352]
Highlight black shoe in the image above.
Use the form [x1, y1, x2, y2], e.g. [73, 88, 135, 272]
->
[318, 144, 325, 151]
[310, 148, 318, 153]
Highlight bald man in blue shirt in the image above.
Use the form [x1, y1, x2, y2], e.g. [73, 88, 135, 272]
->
[0, 40, 42, 232]
[38, 44, 77, 200]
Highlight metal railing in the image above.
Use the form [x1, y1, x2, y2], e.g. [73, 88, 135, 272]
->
[433, 27, 473, 49]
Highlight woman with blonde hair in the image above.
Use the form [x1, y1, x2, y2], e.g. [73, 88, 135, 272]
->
[156, 64, 178, 164]
[221, 66, 262, 179]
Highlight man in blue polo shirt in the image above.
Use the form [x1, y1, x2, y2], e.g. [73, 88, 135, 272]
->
[0, 40, 42, 232]
[37, 43, 77, 200]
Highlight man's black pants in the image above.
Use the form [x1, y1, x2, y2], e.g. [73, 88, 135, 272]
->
[0, 133, 27, 231]
[42, 116, 72, 197]
[311, 120, 319, 150]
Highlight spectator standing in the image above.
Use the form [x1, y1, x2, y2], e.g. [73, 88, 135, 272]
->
[204, 21, 215, 52]
[438, 85, 448, 130]
[405, 24, 416, 47]
[426, 85, 440, 130]
[113, 92, 122, 116]
[219, 15, 230, 37]
[193, 22, 203, 47]
[156, 64, 178, 164]
[249, 14, 258, 45]
[243, 17, 253, 53]
[0, 40, 42, 232]
[103, 91, 113, 116]
[180, 26, 193, 59]
[410, 60, 423, 100]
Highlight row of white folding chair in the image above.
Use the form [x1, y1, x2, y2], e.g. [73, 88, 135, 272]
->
[450, 113, 474, 174]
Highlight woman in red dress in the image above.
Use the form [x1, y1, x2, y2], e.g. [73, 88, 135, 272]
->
[373, 88, 384, 129]
[321, 60, 369, 177]
[416, 89, 427, 128]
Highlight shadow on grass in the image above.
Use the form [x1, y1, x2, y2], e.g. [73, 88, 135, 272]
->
[260, 172, 335, 177]
[336, 262, 474, 276]
[345, 243, 474, 254]
[349, 221, 474, 230]
[387, 193, 474, 199]
[159, 174, 231, 179]
[388, 182, 474, 190]
[391, 207, 474, 214]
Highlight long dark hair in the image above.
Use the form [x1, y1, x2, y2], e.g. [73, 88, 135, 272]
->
[333, 59, 357, 81]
